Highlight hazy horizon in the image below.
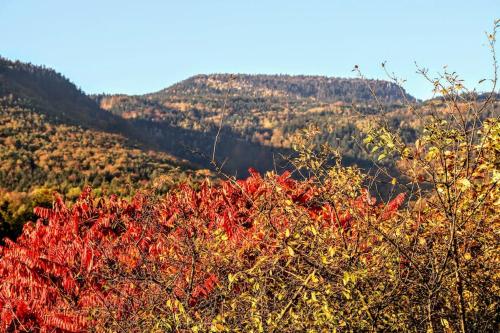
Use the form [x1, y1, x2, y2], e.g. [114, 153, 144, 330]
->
[1, 0, 499, 99]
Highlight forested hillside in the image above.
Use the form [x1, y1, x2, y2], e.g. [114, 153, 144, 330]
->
[96, 74, 418, 168]
[0, 58, 209, 239]
[0, 96, 203, 239]
[154, 74, 413, 102]
[0, 57, 125, 131]
[1, 57, 421, 176]
[0, 58, 290, 176]
[97, 74, 500, 171]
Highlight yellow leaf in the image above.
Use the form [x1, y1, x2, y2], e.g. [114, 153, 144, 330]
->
[343, 272, 350, 286]
[177, 301, 185, 313]
[310, 225, 318, 236]
[457, 178, 472, 191]
[287, 246, 295, 257]
[492, 169, 500, 183]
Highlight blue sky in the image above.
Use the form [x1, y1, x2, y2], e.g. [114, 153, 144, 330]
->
[0, 0, 498, 99]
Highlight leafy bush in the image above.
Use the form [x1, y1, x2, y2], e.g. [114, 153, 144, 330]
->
[0, 161, 411, 332]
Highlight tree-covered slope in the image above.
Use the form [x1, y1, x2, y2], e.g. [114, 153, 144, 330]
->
[153, 73, 414, 103]
[95, 74, 416, 168]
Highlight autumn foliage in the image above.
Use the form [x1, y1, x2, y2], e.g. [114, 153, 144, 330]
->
[0, 162, 411, 332]
[0, 110, 499, 332]
[0, 23, 499, 332]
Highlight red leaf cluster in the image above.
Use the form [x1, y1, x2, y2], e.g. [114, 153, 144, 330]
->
[0, 171, 404, 332]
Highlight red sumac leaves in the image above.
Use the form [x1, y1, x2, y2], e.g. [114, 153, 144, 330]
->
[0, 172, 403, 332]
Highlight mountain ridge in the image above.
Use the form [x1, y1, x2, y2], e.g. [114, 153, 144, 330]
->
[0, 56, 432, 179]
[144, 73, 416, 104]
[0, 57, 289, 176]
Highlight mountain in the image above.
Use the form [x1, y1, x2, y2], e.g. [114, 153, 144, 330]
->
[0, 57, 124, 131]
[95, 74, 416, 170]
[153, 73, 414, 103]
[1, 57, 419, 180]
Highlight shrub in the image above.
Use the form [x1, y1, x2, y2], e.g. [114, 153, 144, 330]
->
[0, 160, 411, 332]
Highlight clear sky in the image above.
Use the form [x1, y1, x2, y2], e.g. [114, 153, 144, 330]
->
[0, 0, 498, 99]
